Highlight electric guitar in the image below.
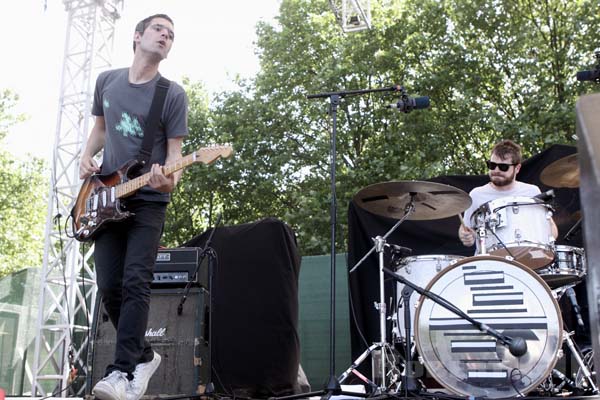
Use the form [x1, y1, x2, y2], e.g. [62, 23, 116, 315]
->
[71, 144, 233, 242]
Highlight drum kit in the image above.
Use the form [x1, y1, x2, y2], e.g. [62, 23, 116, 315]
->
[343, 153, 597, 398]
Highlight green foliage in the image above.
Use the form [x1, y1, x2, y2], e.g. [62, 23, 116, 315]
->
[0, 90, 47, 278]
[168, 0, 599, 255]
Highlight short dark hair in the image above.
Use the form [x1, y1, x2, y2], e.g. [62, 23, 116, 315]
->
[491, 139, 522, 164]
[133, 14, 174, 52]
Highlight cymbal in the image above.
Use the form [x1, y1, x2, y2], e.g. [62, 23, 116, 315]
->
[353, 180, 472, 220]
[540, 154, 579, 188]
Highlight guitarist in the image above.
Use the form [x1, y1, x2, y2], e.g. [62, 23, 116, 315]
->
[78, 14, 188, 400]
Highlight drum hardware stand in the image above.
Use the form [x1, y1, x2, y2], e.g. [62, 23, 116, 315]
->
[381, 266, 530, 358]
[564, 217, 582, 242]
[563, 330, 599, 393]
[476, 218, 516, 260]
[397, 286, 422, 395]
[343, 196, 417, 393]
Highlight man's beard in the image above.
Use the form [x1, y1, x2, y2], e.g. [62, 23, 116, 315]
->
[491, 170, 516, 187]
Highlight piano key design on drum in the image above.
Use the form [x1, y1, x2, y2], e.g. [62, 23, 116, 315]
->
[414, 256, 562, 398]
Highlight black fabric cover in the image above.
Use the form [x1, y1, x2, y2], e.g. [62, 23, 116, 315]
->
[347, 144, 583, 372]
[183, 217, 301, 397]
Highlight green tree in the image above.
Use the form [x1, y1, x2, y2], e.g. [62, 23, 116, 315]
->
[0, 90, 47, 278]
[172, 0, 599, 255]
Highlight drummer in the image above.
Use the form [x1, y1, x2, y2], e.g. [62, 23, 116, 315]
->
[458, 139, 558, 247]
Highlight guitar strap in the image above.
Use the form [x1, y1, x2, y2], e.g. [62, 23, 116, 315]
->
[135, 76, 171, 170]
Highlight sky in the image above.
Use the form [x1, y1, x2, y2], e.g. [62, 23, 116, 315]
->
[1, 0, 281, 161]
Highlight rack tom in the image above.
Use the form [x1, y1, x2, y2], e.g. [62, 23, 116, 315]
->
[471, 196, 555, 269]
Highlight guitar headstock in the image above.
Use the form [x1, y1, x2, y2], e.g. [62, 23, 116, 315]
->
[193, 144, 234, 164]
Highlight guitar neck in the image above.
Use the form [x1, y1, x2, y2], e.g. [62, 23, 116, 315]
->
[115, 153, 196, 198]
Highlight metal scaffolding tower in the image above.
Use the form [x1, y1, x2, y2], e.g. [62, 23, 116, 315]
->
[329, 0, 371, 32]
[32, 0, 123, 396]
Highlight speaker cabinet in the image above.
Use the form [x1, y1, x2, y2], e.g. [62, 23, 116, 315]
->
[88, 287, 211, 396]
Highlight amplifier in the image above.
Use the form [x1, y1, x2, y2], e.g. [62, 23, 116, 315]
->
[88, 288, 211, 396]
[153, 247, 209, 287]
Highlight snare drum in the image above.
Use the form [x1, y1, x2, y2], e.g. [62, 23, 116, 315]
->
[415, 256, 563, 398]
[537, 245, 586, 288]
[393, 255, 464, 341]
[472, 196, 555, 269]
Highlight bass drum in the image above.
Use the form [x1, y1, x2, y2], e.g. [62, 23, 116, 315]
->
[414, 256, 563, 398]
[393, 255, 464, 341]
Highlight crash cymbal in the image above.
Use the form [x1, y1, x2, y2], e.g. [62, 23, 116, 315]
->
[353, 180, 472, 220]
[540, 154, 579, 188]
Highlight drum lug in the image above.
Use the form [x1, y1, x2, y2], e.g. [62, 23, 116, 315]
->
[512, 205, 520, 214]
[515, 228, 522, 241]
[557, 348, 564, 359]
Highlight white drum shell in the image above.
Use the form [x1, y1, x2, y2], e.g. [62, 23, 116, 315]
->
[394, 255, 464, 340]
[472, 196, 555, 269]
[537, 245, 586, 288]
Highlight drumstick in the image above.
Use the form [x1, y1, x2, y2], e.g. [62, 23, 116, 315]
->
[458, 213, 465, 226]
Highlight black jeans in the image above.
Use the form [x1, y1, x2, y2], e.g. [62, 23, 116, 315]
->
[94, 200, 167, 377]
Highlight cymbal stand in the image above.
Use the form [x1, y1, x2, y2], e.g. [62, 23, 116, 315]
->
[563, 330, 598, 393]
[344, 196, 416, 392]
[553, 286, 598, 393]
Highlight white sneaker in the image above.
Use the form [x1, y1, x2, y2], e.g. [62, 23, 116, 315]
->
[126, 352, 162, 400]
[93, 370, 129, 400]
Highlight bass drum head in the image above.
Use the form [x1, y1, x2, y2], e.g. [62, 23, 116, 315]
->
[414, 256, 562, 398]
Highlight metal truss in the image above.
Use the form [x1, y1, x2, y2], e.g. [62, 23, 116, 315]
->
[329, 0, 371, 32]
[31, 0, 123, 396]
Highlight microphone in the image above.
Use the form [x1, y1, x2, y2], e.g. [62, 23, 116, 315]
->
[388, 243, 413, 257]
[507, 336, 528, 357]
[552, 368, 576, 389]
[481, 323, 527, 357]
[566, 287, 585, 327]
[388, 96, 430, 113]
[576, 69, 600, 82]
[534, 189, 555, 202]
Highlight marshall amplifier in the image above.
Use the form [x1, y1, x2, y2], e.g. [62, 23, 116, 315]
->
[153, 247, 209, 288]
[88, 287, 211, 396]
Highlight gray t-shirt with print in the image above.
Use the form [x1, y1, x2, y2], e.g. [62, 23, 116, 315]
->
[92, 68, 188, 202]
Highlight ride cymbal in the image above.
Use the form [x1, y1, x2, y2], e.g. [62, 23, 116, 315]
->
[540, 154, 579, 188]
[353, 180, 472, 220]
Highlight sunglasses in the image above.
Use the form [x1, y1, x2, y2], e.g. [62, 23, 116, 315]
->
[486, 160, 517, 172]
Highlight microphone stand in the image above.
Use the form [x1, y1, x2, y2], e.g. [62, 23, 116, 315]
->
[177, 213, 222, 316]
[564, 217, 582, 242]
[301, 84, 405, 399]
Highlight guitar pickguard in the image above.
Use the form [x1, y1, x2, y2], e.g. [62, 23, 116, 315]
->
[72, 171, 134, 241]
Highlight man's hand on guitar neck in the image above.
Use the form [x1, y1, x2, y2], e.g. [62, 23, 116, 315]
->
[148, 163, 177, 193]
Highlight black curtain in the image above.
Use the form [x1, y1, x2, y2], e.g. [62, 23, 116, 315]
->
[347, 144, 584, 375]
[183, 217, 301, 397]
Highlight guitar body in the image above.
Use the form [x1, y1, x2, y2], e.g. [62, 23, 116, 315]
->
[71, 145, 234, 242]
[71, 161, 140, 242]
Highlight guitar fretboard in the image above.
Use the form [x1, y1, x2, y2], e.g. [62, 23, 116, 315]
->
[114, 150, 215, 198]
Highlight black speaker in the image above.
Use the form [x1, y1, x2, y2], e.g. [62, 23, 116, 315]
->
[88, 287, 211, 396]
